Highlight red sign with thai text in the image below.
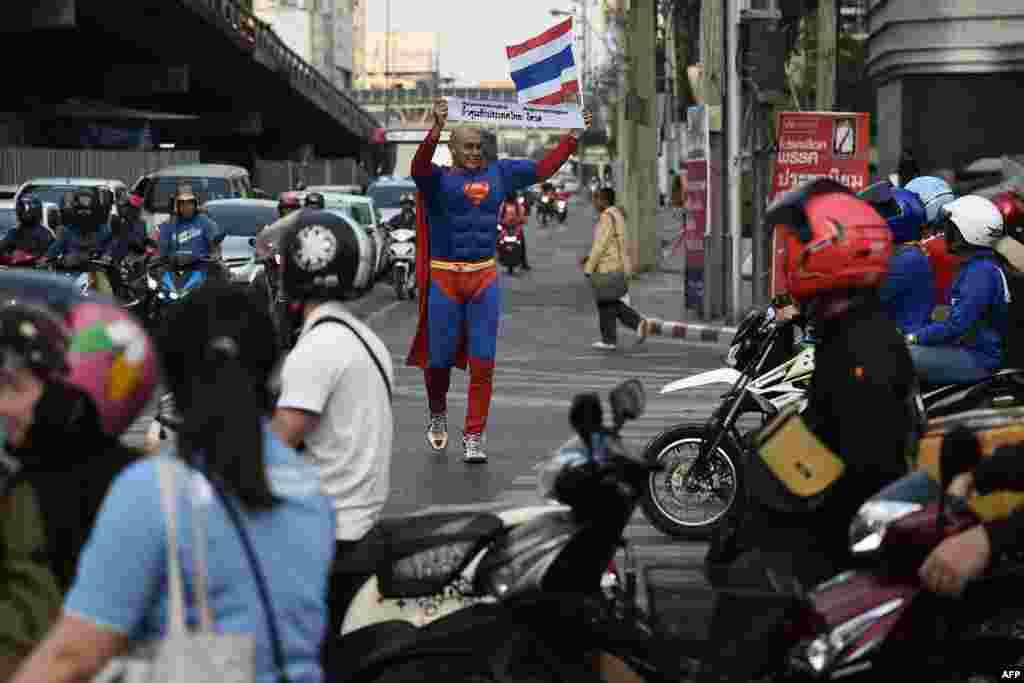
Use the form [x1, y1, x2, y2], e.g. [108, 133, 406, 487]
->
[684, 160, 706, 268]
[771, 112, 871, 200]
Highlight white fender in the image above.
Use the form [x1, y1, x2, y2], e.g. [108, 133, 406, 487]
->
[340, 504, 570, 635]
[660, 368, 743, 395]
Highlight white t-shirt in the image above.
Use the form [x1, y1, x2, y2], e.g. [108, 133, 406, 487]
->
[277, 301, 394, 541]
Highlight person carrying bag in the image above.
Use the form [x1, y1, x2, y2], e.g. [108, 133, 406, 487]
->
[582, 187, 650, 350]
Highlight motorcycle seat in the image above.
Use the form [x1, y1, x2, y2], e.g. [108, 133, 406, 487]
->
[924, 369, 1024, 418]
[365, 512, 504, 599]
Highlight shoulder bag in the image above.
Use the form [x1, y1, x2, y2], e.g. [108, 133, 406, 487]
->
[589, 210, 628, 303]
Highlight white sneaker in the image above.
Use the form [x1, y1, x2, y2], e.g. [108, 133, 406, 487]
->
[426, 413, 448, 451]
[462, 433, 488, 463]
[592, 341, 617, 350]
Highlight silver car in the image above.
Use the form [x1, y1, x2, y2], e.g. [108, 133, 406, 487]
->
[202, 199, 279, 284]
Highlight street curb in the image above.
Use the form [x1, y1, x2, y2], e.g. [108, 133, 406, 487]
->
[644, 318, 738, 346]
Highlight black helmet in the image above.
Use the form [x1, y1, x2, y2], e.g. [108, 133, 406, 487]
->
[280, 211, 368, 301]
[15, 195, 43, 225]
[400, 193, 415, 207]
[304, 192, 325, 210]
[66, 189, 103, 227]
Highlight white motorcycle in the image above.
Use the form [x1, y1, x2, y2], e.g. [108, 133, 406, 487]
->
[387, 228, 416, 300]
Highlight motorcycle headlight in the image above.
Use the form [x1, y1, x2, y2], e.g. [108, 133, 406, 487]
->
[558, 201, 566, 210]
[169, 291, 179, 300]
[147, 276, 158, 290]
[848, 501, 922, 555]
[541, 197, 550, 203]
[789, 598, 903, 675]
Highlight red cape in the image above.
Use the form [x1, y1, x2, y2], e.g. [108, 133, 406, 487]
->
[405, 192, 468, 370]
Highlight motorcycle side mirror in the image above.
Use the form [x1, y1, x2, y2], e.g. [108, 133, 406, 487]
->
[569, 392, 603, 450]
[609, 379, 645, 429]
[249, 237, 257, 247]
[937, 425, 982, 531]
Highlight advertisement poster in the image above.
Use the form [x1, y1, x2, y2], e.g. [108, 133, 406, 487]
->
[684, 105, 709, 311]
[770, 112, 871, 201]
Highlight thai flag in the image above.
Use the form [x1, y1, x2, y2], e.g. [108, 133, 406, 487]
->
[506, 17, 580, 106]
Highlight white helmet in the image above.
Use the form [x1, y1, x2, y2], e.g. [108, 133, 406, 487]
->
[943, 195, 1004, 248]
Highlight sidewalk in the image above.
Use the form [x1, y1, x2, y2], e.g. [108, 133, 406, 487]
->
[622, 207, 750, 346]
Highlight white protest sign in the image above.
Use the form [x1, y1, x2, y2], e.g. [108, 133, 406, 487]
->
[445, 96, 584, 129]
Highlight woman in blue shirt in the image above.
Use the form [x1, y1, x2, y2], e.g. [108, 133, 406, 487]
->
[906, 195, 1010, 386]
[13, 283, 336, 683]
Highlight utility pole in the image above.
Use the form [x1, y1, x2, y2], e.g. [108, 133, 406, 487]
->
[578, 0, 588, 193]
[816, 0, 837, 110]
[701, 0, 724, 320]
[384, 0, 391, 129]
[726, 0, 742, 322]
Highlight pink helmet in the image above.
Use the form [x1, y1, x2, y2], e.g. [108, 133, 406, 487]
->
[0, 299, 159, 438]
[64, 302, 159, 437]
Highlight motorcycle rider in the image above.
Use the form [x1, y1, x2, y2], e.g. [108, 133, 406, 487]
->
[0, 290, 158, 677]
[386, 194, 416, 231]
[156, 186, 227, 282]
[45, 189, 113, 262]
[0, 196, 53, 258]
[905, 195, 1009, 387]
[875, 187, 936, 333]
[270, 210, 393, 655]
[904, 175, 956, 234]
[702, 179, 915, 681]
[304, 191, 326, 210]
[500, 192, 530, 270]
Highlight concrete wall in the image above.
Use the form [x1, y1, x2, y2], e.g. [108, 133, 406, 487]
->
[0, 148, 200, 187]
[868, 0, 1024, 177]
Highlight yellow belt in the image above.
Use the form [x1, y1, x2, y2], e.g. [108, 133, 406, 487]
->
[430, 258, 496, 273]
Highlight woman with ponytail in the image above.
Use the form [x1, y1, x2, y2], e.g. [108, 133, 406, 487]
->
[13, 282, 336, 683]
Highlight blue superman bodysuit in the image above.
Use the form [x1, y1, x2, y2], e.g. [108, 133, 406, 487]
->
[406, 128, 576, 437]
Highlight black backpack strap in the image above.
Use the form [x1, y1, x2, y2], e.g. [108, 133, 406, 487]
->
[308, 316, 392, 403]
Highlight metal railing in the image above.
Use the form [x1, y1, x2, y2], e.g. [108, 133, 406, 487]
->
[180, 0, 379, 141]
[349, 88, 520, 107]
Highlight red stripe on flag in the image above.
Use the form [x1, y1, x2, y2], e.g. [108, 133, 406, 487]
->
[527, 80, 580, 105]
[506, 17, 573, 59]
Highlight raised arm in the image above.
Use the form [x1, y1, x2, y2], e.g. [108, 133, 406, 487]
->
[411, 99, 448, 193]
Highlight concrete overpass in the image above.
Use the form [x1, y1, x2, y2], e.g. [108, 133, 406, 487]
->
[1, 0, 379, 163]
[868, 0, 1024, 177]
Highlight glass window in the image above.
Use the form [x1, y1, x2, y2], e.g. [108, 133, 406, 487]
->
[203, 203, 279, 237]
[146, 177, 232, 212]
[19, 185, 95, 206]
[368, 185, 415, 209]
[348, 203, 374, 227]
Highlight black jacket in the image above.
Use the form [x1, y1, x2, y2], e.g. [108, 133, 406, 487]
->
[0, 223, 52, 257]
[735, 297, 916, 570]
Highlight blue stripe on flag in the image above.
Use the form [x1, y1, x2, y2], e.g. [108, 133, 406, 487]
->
[510, 45, 575, 93]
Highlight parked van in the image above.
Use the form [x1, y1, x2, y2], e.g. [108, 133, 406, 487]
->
[133, 163, 251, 232]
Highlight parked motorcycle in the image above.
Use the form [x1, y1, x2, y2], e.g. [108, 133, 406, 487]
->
[640, 305, 1024, 540]
[496, 223, 524, 274]
[323, 380, 679, 683]
[387, 227, 417, 300]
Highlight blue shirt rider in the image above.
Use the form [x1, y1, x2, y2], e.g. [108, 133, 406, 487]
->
[0, 195, 53, 258]
[157, 187, 224, 259]
[106, 194, 150, 262]
[46, 189, 113, 261]
[876, 188, 936, 333]
[906, 196, 1010, 387]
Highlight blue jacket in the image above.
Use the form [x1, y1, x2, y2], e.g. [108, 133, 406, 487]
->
[46, 223, 113, 259]
[158, 215, 223, 259]
[106, 219, 149, 261]
[414, 160, 538, 261]
[915, 253, 1009, 369]
[879, 244, 936, 334]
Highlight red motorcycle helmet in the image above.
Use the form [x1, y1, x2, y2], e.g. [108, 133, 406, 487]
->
[769, 179, 892, 307]
[278, 192, 302, 217]
[989, 191, 1024, 241]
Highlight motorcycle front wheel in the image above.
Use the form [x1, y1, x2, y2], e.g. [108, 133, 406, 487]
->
[640, 424, 743, 541]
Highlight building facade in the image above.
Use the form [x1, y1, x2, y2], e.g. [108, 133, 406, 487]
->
[360, 31, 439, 90]
[254, 0, 355, 90]
[867, 0, 1024, 177]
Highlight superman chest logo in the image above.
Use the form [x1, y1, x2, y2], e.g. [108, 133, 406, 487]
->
[463, 181, 490, 207]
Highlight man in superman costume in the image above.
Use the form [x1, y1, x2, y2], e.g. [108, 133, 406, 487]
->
[408, 98, 592, 463]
